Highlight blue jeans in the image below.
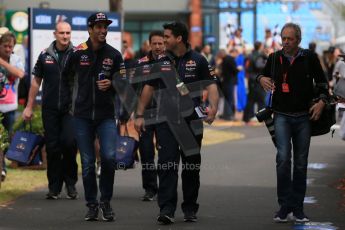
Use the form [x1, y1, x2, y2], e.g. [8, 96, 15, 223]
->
[274, 113, 311, 209]
[1, 111, 15, 134]
[73, 117, 118, 205]
[1, 111, 15, 173]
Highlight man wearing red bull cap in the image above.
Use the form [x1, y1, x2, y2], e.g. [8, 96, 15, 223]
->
[63, 12, 125, 222]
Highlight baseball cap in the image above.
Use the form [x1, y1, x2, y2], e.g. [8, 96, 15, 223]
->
[87, 12, 112, 27]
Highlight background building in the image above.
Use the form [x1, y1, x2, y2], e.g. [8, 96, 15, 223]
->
[1, 0, 194, 52]
[1, 0, 345, 54]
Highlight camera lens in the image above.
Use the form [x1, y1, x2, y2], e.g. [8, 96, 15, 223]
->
[264, 117, 276, 146]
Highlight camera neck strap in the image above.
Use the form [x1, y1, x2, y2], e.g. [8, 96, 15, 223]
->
[268, 51, 279, 108]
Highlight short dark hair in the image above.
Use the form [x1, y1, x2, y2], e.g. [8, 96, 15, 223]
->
[328, 46, 335, 54]
[149, 30, 164, 43]
[163, 21, 189, 45]
[254, 41, 262, 51]
[0, 32, 16, 45]
[281, 23, 302, 43]
[309, 42, 316, 52]
[194, 45, 202, 53]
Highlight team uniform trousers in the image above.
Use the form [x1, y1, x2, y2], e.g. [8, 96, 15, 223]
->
[42, 108, 78, 194]
[155, 119, 202, 216]
[139, 124, 158, 194]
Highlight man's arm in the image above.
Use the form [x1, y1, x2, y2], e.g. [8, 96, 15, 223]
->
[134, 84, 154, 133]
[309, 52, 328, 120]
[22, 77, 42, 120]
[0, 57, 24, 79]
[204, 83, 219, 124]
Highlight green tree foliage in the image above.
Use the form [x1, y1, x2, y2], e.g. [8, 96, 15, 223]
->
[12, 106, 44, 135]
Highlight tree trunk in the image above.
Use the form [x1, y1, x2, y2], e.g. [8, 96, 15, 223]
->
[109, 0, 122, 12]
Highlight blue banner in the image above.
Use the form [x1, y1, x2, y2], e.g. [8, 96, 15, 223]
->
[31, 8, 121, 32]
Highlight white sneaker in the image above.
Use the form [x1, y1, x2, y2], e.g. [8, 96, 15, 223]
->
[293, 209, 310, 223]
[96, 162, 101, 177]
[1, 170, 6, 182]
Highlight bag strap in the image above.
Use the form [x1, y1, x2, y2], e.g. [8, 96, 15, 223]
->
[117, 121, 130, 136]
[123, 123, 130, 136]
[304, 49, 330, 102]
[303, 49, 310, 77]
[22, 121, 33, 132]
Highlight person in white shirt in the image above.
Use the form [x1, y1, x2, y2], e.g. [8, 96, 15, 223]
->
[0, 32, 25, 181]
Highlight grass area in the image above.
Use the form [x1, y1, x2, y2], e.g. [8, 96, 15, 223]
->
[203, 128, 244, 145]
[0, 165, 47, 204]
[0, 155, 82, 205]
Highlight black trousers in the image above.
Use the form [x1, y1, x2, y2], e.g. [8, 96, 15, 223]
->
[243, 77, 266, 122]
[139, 124, 158, 194]
[155, 120, 202, 216]
[42, 109, 78, 193]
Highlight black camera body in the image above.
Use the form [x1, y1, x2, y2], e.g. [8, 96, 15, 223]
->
[255, 107, 273, 122]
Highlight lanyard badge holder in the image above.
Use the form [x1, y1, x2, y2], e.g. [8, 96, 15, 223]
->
[173, 62, 208, 118]
[174, 60, 190, 96]
[176, 78, 189, 96]
[173, 65, 207, 118]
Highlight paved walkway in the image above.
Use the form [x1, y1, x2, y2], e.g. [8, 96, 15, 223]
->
[0, 125, 344, 230]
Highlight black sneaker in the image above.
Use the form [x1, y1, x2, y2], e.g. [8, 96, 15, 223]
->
[85, 204, 99, 221]
[184, 211, 197, 222]
[66, 185, 78, 200]
[273, 206, 292, 223]
[46, 191, 60, 200]
[142, 191, 156, 201]
[99, 202, 115, 221]
[293, 208, 310, 223]
[157, 214, 174, 225]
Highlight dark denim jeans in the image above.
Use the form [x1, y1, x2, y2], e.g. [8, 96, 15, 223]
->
[73, 117, 117, 205]
[274, 113, 311, 210]
[1, 110, 15, 173]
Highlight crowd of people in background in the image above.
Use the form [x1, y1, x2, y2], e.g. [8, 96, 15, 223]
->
[190, 26, 345, 125]
[1, 16, 345, 225]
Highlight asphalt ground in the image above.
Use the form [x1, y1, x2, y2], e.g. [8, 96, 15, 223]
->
[0, 123, 344, 230]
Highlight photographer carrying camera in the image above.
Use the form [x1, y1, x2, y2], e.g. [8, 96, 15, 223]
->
[257, 23, 328, 223]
